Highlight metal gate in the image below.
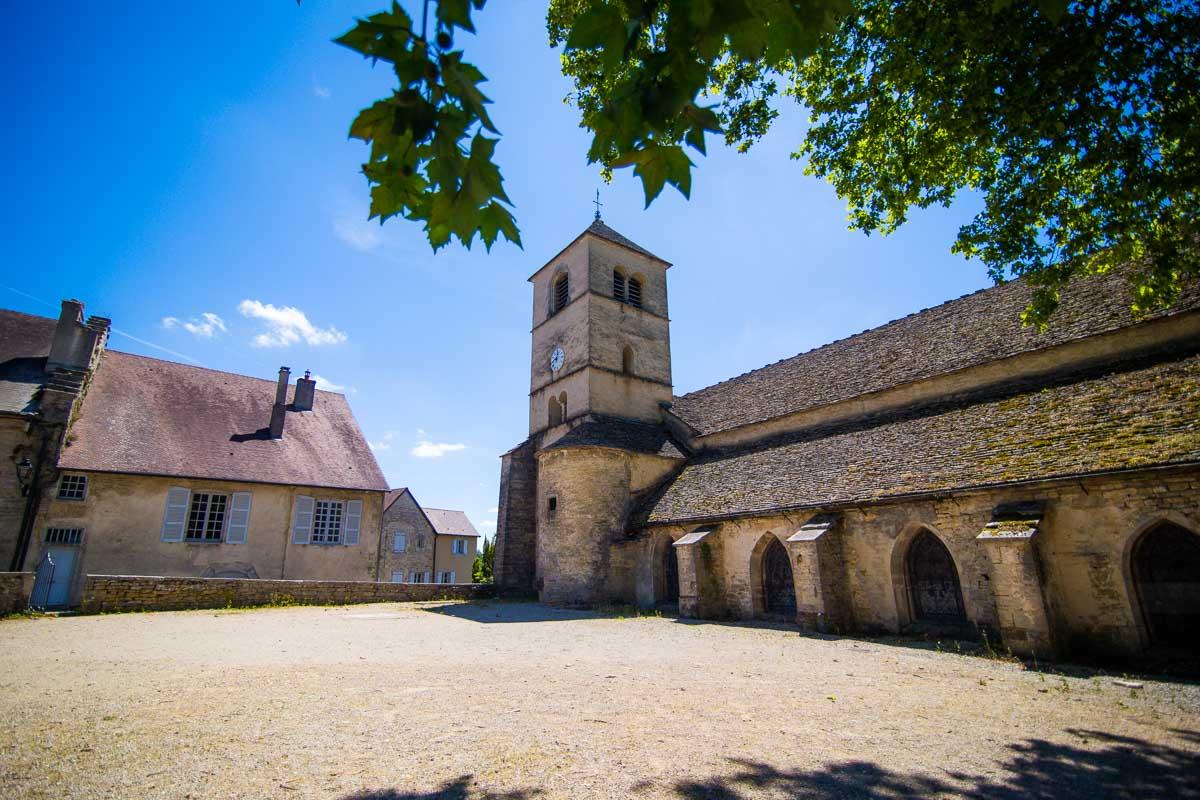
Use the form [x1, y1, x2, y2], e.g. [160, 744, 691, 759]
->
[906, 530, 966, 623]
[30, 551, 56, 609]
[762, 537, 797, 616]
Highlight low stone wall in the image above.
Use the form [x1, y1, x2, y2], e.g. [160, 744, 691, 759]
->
[0, 572, 34, 614]
[80, 575, 494, 613]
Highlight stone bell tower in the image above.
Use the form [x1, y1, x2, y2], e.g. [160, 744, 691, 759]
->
[494, 217, 678, 601]
[526, 217, 673, 439]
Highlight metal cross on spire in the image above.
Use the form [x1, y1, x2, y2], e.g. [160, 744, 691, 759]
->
[593, 189, 603, 221]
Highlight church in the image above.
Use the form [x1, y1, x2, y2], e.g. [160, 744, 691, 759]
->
[493, 218, 1200, 663]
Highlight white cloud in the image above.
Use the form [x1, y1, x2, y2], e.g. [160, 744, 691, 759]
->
[488, 507, 498, 514]
[411, 441, 467, 459]
[312, 374, 355, 395]
[238, 300, 347, 348]
[478, 520, 497, 532]
[313, 84, 330, 99]
[333, 214, 382, 252]
[370, 431, 397, 452]
[162, 312, 226, 339]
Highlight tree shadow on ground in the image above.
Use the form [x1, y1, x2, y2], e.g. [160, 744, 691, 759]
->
[656, 729, 1200, 799]
[342, 774, 541, 799]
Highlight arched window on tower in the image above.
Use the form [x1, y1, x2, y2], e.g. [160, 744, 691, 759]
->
[613, 269, 627, 302]
[627, 275, 643, 308]
[558, 391, 568, 420]
[548, 394, 563, 426]
[622, 345, 634, 375]
[552, 272, 569, 314]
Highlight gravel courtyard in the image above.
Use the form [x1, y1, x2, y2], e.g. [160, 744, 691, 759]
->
[1, 601, 1197, 800]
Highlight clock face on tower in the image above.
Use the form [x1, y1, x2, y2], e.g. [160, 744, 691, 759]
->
[550, 347, 565, 372]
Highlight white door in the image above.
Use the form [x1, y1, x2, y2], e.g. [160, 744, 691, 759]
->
[42, 551, 78, 606]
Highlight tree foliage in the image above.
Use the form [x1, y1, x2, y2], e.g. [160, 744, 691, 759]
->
[344, 0, 1200, 325]
[337, 1, 520, 252]
[473, 536, 495, 584]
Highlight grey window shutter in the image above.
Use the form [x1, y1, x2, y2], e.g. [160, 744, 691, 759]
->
[343, 500, 362, 546]
[292, 495, 314, 544]
[160, 487, 190, 542]
[225, 491, 252, 544]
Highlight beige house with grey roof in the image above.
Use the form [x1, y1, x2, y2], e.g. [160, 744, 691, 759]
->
[1, 301, 388, 607]
[378, 489, 478, 584]
[495, 219, 1200, 664]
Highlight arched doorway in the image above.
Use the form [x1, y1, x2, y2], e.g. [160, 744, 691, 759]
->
[906, 530, 966, 625]
[662, 542, 679, 605]
[762, 537, 797, 617]
[1133, 522, 1200, 653]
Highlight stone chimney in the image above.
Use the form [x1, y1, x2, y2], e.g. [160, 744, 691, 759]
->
[293, 370, 317, 411]
[269, 366, 290, 439]
[48, 299, 104, 372]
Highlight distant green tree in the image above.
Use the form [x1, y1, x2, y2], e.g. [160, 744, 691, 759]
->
[473, 536, 495, 584]
[339, 0, 1200, 326]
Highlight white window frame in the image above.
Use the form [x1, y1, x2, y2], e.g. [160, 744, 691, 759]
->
[390, 571, 405, 583]
[311, 499, 345, 545]
[411, 570, 429, 584]
[392, 531, 408, 553]
[185, 492, 228, 542]
[452, 538, 467, 555]
[439, 571, 456, 584]
[56, 474, 89, 502]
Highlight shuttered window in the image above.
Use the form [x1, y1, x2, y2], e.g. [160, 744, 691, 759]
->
[613, 270, 626, 302]
[452, 538, 467, 555]
[161, 487, 191, 542]
[185, 493, 227, 542]
[627, 276, 643, 308]
[45, 527, 83, 545]
[391, 571, 405, 583]
[553, 273, 569, 313]
[393, 532, 408, 553]
[225, 492, 252, 544]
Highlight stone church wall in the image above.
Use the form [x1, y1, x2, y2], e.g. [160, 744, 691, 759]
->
[625, 466, 1199, 661]
[494, 439, 538, 593]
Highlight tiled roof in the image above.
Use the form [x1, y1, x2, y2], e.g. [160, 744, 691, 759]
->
[384, 488, 409, 511]
[670, 271, 1200, 436]
[641, 354, 1200, 525]
[58, 350, 388, 492]
[0, 309, 55, 415]
[544, 414, 686, 459]
[585, 219, 667, 263]
[423, 508, 480, 537]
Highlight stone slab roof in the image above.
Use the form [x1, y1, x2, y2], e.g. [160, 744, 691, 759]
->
[544, 414, 686, 459]
[669, 271, 1200, 436]
[585, 219, 667, 263]
[641, 354, 1200, 525]
[58, 350, 388, 492]
[423, 508, 480, 537]
[0, 309, 55, 415]
[384, 487, 410, 511]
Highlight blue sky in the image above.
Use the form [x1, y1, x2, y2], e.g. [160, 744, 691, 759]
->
[0, 1, 990, 539]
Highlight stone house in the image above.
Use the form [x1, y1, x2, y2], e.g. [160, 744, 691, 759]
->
[494, 219, 1200, 662]
[2, 301, 389, 607]
[378, 488, 479, 584]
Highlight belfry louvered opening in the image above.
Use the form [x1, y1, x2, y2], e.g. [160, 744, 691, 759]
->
[627, 276, 643, 308]
[613, 269, 626, 302]
[553, 273, 569, 314]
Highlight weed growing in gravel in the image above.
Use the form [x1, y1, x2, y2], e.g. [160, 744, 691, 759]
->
[595, 603, 665, 619]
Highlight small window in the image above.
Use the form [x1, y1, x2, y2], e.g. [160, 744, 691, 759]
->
[186, 493, 227, 542]
[390, 571, 405, 583]
[416, 534, 426, 550]
[548, 496, 558, 514]
[549, 394, 563, 426]
[311, 500, 344, 544]
[392, 532, 408, 553]
[45, 527, 83, 545]
[622, 345, 634, 375]
[559, 391, 567, 420]
[439, 571, 456, 584]
[613, 269, 626, 302]
[627, 276, 643, 308]
[411, 571, 429, 583]
[552, 273, 569, 314]
[452, 538, 467, 555]
[57, 474, 88, 501]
